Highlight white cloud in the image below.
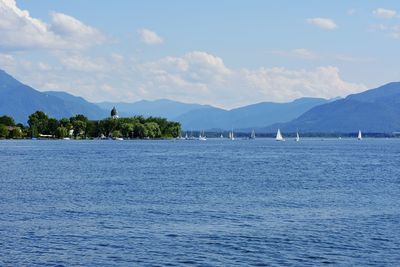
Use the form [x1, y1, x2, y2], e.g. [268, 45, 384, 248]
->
[0, 0, 106, 50]
[2, 50, 365, 109]
[235, 66, 364, 106]
[306, 18, 337, 30]
[369, 23, 400, 40]
[373, 8, 397, 19]
[136, 52, 363, 107]
[59, 54, 107, 72]
[272, 48, 317, 60]
[50, 12, 106, 46]
[137, 29, 164, 45]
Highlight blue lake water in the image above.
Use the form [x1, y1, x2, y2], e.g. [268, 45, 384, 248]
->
[0, 139, 400, 266]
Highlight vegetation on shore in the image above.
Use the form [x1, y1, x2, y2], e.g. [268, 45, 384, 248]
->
[0, 111, 181, 139]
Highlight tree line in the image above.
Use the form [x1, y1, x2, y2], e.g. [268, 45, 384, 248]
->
[0, 111, 181, 139]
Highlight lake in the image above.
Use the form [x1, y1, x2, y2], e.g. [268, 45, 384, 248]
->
[0, 139, 399, 266]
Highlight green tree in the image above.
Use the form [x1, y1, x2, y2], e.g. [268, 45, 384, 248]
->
[164, 122, 181, 138]
[144, 122, 161, 138]
[72, 120, 86, 139]
[99, 118, 119, 137]
[9, 127, 23, 139]
[0, 115, 15, 126]
[0, 124, 9, 138]
[28, 111, 49, 137]
[59, 118, 71, 129]
[121, 123, 134, 138]
[55, 126, 68, 139]
[112, 130, 122, 138]
[133, 123, 147, 138]
[85, 120, 97, 138]
[47, 118, 59, 136]
[70, 115, 89, 138]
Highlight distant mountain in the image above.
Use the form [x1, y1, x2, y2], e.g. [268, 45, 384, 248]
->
[9, 68, 398, 133]
[0, 69, 107, 123]
[96, 99, 212, 119]
[44, 91, 108, 119]
[176, 97, 330, 130]
[268, 82, 400, 133]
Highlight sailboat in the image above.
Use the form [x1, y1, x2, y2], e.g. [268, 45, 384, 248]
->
[220, 133, 224, 139]
[199, 131, 207, 141]
[295, 132, 300, 142]
[177, 132, 185, 140]
[276, 129, 284, 141]
[229, 130, 235, 140]
[358, 130, 362, 140]
[189, 130, 196, 140]
[185, 132, 189, 140]
[250, 129, 256, 139]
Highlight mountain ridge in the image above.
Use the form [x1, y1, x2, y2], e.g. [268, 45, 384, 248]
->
[265, 82, 400, 133]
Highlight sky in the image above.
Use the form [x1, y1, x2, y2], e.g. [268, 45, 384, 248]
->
[0, 0, 399, 108]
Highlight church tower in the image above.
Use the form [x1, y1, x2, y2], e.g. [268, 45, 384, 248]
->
[111, 107, 119, 119]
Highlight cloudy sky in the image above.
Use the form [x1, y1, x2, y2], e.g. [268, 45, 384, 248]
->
[0, 0, 399, 108]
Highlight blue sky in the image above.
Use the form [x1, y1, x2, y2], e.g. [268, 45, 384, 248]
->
[0, 0, 399, 108]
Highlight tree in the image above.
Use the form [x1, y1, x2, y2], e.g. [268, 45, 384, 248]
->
[59, 118, 71, 129]
[85, 120, 97, 138]
[99, 118, 119, 137]
[0, 115, 15, 126]
[133, 123, 147, 138]
[47, 118, 59, 136]
[0, 124, 9, 138]
[164, 122, 181, 138]
[70, 115, 89, 138]
[55, 126, 68, 139]
[121, 123, 134, 138]
[145, 122, 161, 138]
[9, 127, 23, 139]
[28, 111, 49, 136]
[111, 130, 122, 138]
[72, 120, 86, 139]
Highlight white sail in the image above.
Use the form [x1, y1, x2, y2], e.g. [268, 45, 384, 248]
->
[295, 132, 300, 142]
[358, 130, 362, 140]
[229, 130, 235, 140]
[251, 129, 256, 139]
[199, 131, 207, 141]
[276, 129, 284, 141]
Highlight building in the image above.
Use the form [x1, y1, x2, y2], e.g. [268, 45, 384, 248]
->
[111, 107, 119, 119]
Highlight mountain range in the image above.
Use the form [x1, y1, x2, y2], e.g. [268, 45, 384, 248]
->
[96, 99, 212, 119]
[267, 82, 400, 133]
[175, 97, 330, 130]
[1, 69, 399, 132]
[0, 70, 105, 123]
[0, 69, 326, 128]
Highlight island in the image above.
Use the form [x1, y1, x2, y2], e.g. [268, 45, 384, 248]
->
[0, 107, 181, 140]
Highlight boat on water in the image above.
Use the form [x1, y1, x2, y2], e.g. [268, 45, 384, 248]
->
[115, 137, 124, 141]
[199, 131, 207, 141]
[229, 130, 235, 140]
[295, 132, 300, 142]
[250, 129, 256, 139]
[358, 130, 362, 140]
[177, 133, 186, 140]
[63, 137, 71, 140]
[276, 129, 284, 141]
[220, 134, 224, 138]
